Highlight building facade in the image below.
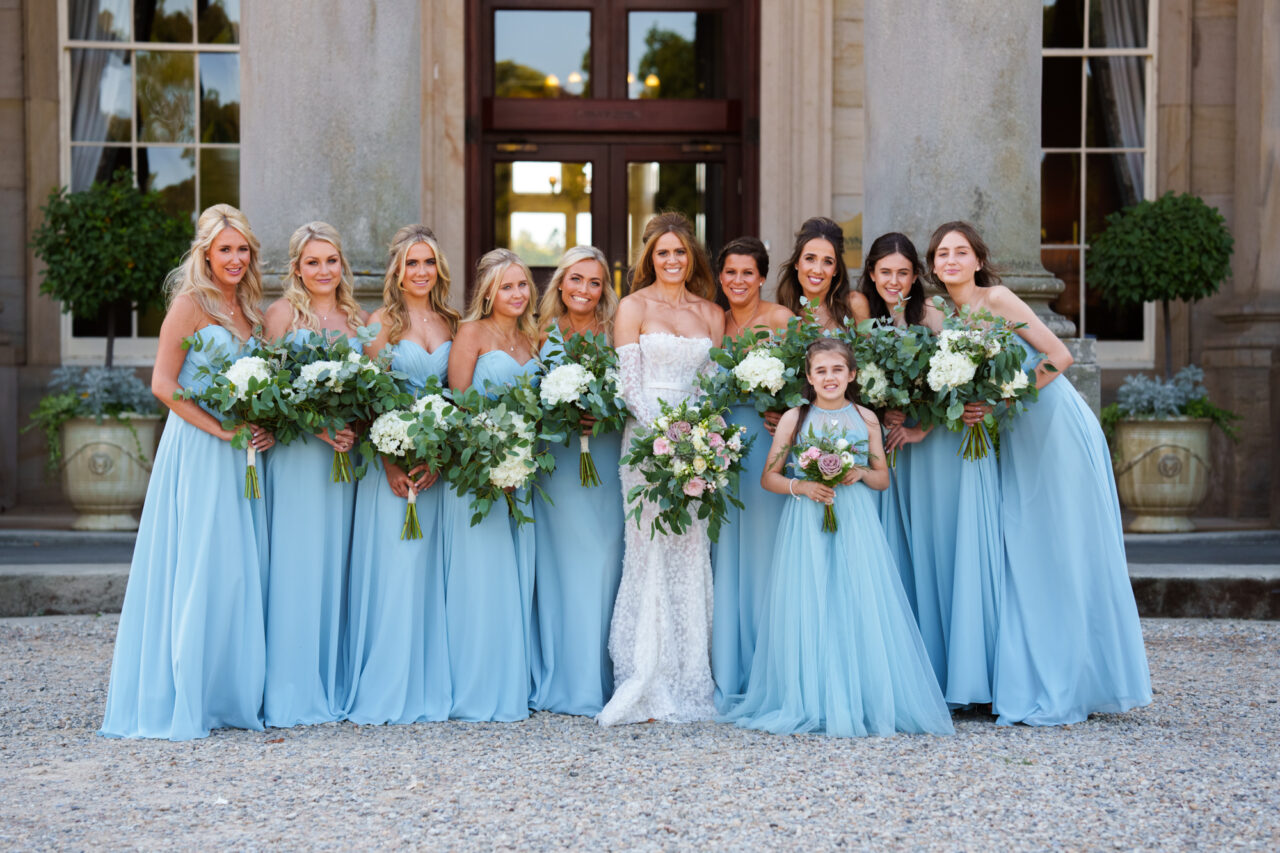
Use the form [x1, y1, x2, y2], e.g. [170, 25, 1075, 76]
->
[2, 0, 1277, 522]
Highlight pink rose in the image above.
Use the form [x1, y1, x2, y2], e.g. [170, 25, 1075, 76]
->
[713, 415, 727, 429]
[653, 437, 673, 456]
[683, 477, 707, 497]
[817, 452, 843, 478]
[675, 420, 692, 434]
[800, 446, 822, 464]
[708, 433, 725, 449]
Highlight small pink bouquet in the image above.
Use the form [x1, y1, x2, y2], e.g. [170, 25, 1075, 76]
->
[789, 429, 868, 533]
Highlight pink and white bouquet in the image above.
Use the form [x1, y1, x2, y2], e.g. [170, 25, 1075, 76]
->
[789, 429, 868, 533]
[621, 398, 752, 542]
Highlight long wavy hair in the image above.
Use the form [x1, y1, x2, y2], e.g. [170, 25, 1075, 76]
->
[165, 204, 265, 341]
[280, 221, 364, 334]
[537, 245, 617, 340]
[629, 212, 716, 301]
[380, 224, 461, 344]
[464, 248, 540, 353]
[714, 236, 770, 311]
[790, 337, 862, 447]
[926, 220, 1003, 288]
[857, 231, 928, 325]
[775, 216, 851, 326]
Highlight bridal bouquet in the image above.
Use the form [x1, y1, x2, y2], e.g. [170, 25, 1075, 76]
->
[367, 378, 460, 539]
[844, 317, 937, 467]
[180, 335, 300, 499]
[446, 377, 554, 527]
[704, 301, 823, 414]
[538, 331, 629, 487]
[789, 429, 869, 533]
[621, 398, 752, 542]
[287, 329, 413, 483]
[924, 303, 1040, 461]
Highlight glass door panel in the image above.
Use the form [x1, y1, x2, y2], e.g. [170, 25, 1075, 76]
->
[627, 11, 725, 99]
[493, 10, 592, 98]
[625, 159, 725, 264]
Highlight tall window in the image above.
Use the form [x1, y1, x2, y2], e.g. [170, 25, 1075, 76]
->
[1041, 0, 1156, 367]
[60, 0, 241, 363]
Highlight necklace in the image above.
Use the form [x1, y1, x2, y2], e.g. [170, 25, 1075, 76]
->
[564, 313, 596, 337]
[728, 302, 764, 338]
[489, 319, 521, 353]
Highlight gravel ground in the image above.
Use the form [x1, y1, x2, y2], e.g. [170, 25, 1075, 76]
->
[0, 616, 1276, 851]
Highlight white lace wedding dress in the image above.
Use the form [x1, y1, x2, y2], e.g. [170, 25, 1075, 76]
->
[597, 332, 718, 726]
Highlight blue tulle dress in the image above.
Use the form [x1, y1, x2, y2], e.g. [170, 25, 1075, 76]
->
[710, 405, 786, 710]
[261, 330, 357, 727]
[894, 425, 1003, 708]
[100, 325, 269, 740]
[440, 350, 539, 721]
[529, 329, 625, 716]
[722, 404, 954, 738]
[344, 340, 452, 725]
[993, 337, 1152, 726]
[875, 436, 914, 606]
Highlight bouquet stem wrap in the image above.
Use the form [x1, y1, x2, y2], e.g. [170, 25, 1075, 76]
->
[822, 502, 838, 534]
[885, 447, 898, 469]
[401, 485, 422, 540]
[330, 447, 354, 483]
[579, 433, 601, 488]
[959, 422, 992, 461]
[244, 445, 261, 500]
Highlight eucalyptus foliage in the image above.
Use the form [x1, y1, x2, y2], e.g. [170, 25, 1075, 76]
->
[23, 366, 159, 473]
[1108, 365, 1240, 440]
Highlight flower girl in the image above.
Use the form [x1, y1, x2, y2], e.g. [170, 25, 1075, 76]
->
[722, 338, 953, 737]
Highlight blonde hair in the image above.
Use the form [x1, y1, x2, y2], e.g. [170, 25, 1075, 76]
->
[464, 248, 539, 352]
[537, 245, 617, 341]
[165, 204, 266, 340]
[280, 221, 364, 334]
[380, 224, 461, 344]
[630, 211, 715, 300]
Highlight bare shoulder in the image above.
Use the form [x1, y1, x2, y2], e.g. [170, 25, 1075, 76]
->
[453, 320, 487, 346]
[855, 403, 880, 428]
[263, 298, 292, 322]
[847, 290, 871, 321]
[162, 293, 205, 335]
[366, 307, 388, 326]
[776, 407, 802, 433]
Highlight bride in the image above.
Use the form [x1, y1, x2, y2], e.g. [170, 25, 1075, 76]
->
[597, 212, 726, 726]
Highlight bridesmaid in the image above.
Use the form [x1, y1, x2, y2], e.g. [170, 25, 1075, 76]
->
[442, 248, 541, 722]
[775, 216, 854, 332]
[851, 232, 1002, 708]
[928, 221, 1152, 725]
[709, 237, 793, 709]
[100, 204, 275, 740]
[530, 246, 625, 716]
[261, 222, 367, 727]
[344, 225, 458, 725]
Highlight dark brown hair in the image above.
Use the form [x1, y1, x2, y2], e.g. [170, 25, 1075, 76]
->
[790, 337, 861, 447]
[926, 220, 1002, 288]
[714, 236, 770, 310]
[775, 217, 851, 326]
[858, 231, 928, 326]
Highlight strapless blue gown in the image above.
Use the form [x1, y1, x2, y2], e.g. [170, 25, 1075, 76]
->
[530, 330, 625, 716]
[100, 325, 269, 740]
[993, 337, 1151, 725]
[894, 425, 1003, 708]
[344, 340, 452, 724]
[441, 350, 539, 721]
[722, 404, 953, 738]
[710, 405, 786, 710]
[261, 330, 357, 727]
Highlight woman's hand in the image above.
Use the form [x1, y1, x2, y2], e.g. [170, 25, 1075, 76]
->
[247, 424, 275, 452]
[578, 413, 598, 435]
[406, 462, 438, 492]
[798, 479, 835, 504]
[882, 409, 906, 429]
[840, 467, 864, 486]
[316, 426, 357, 453]
[384, 459, 435, 498]
[961, 402, 993, 426]
[886, 424, 930, 451]
[763, 411, 782, 435]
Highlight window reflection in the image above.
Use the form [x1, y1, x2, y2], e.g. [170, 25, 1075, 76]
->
[135, 0, 194, 43]
[626, 161, 723, 262]
[627, 12, 724, 99]
[70, 0, 131, 41]
[199, 53, 240, 142]
[137, 50, 195, 142]
[198, 0, 240, 44]
[140, 146, 196, 218]
[494, 161, 593, 267]
[494, 11, 590, 98]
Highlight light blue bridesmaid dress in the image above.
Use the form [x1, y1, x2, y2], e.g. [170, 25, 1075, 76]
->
[710, 404, 786, 710]
[440, 350, 539, 721]
[529, 328, 625, 716]
[993, 336, 1151, 726]
[875, 436, 914, 607]
[100, 325, 269, 740]
[894, 423, 1003, 708]
[261, 330, 357, 727]
[344, 340, 452, 725]
[722, 404, 953, 738]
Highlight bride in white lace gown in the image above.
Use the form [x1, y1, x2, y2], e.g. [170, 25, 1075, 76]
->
[597, 213, 726, 726]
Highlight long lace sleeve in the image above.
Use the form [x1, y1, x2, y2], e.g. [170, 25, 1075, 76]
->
[616, 342, 655, 425]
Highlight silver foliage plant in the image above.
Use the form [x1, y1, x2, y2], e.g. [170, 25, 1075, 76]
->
[48, 366, 159, 420]
[1115, 365, 1207, 419]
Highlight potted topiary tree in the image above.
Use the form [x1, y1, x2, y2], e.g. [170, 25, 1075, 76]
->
[26, 169, 190, 529]
[1088, 191, 1237, 532]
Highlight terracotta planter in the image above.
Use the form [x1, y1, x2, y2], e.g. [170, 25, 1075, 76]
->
[1112, 418, 1212, 533]
[60, 414, 163, 531]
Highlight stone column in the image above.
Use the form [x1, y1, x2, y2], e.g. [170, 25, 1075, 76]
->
[862, 0, 1099, 407]
[241, 1, 423, 299]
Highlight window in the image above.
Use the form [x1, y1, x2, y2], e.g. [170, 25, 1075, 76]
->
[1041, 0, 1156, 367]
[60, 0, 241, 364]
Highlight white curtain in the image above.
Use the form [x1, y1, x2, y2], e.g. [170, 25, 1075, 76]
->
[1094, 0, 1147, 205]
[69, 1, 128, 190]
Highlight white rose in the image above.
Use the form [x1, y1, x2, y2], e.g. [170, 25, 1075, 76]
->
[1000, 370, 1029, 398]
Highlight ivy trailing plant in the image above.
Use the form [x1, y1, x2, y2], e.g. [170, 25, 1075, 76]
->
[25, 169, 188, 473]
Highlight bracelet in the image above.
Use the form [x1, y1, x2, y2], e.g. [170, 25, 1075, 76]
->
[788, 478, 800, 500]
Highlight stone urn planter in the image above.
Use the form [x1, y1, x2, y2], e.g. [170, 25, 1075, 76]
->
[1112, 417, 1212, 533]
[60, 414, 163, 530]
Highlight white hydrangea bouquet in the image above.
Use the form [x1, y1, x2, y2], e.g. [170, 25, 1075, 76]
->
[446, 377, 554, 527]
[538, 330, 629, 487]
[924, 301, 1041, 460]
[286, 328, 413, 483]
[367, 378, 460, 539]
[705, 305, 823, 415]
[621, 398, 752, 542]
[181, 335, 300, 499]
[841, 316, 936, 467]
